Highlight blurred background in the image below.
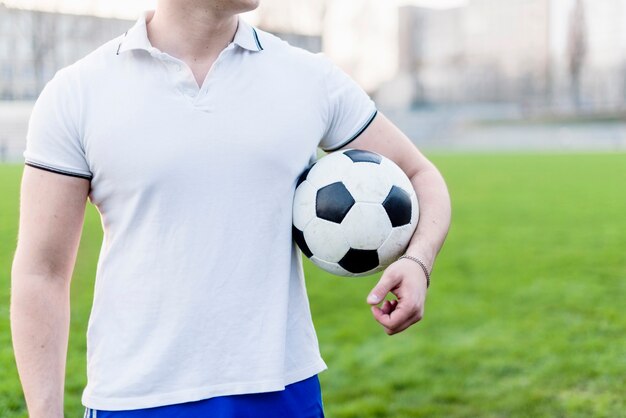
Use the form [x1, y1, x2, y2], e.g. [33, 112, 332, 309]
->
[0, 1, 624, 417]
[1, 0, 626, 159]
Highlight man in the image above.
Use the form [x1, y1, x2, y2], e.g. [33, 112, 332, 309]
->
[10, 0, 451, 417]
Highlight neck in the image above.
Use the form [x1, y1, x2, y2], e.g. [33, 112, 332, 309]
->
[147, 1, 239, 62]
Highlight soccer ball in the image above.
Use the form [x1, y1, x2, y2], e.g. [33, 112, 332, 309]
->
[292, 149, 419, 277]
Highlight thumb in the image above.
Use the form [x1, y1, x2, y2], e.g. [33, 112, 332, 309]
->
[367, 271, 402, 305]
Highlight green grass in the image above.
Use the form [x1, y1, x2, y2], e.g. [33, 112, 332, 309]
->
[1, 153, 625, 417]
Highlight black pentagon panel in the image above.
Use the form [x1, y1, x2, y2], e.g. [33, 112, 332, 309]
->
[339, 248, 379, 274]
[316, 182, 355, 224]
[296, 162, 316, 188]
[292, 225, 313, 258]
[343, 149, 382, 164]
[382, 186, 412, 227]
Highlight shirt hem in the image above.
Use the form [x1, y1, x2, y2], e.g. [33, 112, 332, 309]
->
[81, 358, 328, 411]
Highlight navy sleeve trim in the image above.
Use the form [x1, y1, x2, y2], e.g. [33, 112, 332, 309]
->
[323, 109, 378, 152]
[25, 161, 93, 180]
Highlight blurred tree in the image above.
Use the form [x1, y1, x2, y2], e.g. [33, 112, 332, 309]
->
[567, 0, 587, 110]
[12, 7, 60, 95]
[31, 11, 59, 93]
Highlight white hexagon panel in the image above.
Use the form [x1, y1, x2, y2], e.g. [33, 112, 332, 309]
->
[342, 163, 393, 204]
[380, 156, 415, 196]
[292, 180, 317, 231]
[340, 203, 392, 250]
[305, 152, 353, 189]
[303, 217, 350, 263]
[377, 221, 418, 267]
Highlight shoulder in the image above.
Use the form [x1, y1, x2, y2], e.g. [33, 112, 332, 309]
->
[48, 33, 127, 87]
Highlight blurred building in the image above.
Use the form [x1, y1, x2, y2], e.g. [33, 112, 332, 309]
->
[464, 0, 551, 104]
[0, 4, 321, 100]
[550, 0, 626, 111]
[248, 0, 324, 52]
[378, 0, 626, 112]
[377, 5, 465, 108]
[0, 4, 131, 99]
[252, 0, 325, 36]
[249, 0, 398, 93]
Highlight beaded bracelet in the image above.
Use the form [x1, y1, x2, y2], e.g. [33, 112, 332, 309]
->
[398, 255, 431, 289]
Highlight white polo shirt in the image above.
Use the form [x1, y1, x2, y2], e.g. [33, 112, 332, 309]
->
[23, 10, 378, 411]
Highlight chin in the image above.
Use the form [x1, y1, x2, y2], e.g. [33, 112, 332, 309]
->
[231, 0, 261, 14]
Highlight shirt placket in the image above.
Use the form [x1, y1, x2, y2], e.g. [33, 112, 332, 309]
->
[150, 44, 235, 112]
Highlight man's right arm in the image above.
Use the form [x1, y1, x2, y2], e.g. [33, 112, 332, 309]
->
[10, 165, 90, 418]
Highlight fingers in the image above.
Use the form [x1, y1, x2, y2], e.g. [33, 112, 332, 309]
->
[381, 299, 397, 315]
[366, 271, 403, 305]
[376, 299, 398, 319]
[367, 263, 428, 335]
[371, 303, 423, 335]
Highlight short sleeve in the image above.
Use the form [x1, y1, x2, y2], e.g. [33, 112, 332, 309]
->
[23, 68, 93, 180]
[317, 53, 378, 152]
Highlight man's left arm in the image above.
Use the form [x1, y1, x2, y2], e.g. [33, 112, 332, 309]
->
[340, 111, 451, 335]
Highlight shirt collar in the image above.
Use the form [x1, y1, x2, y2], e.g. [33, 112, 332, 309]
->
[116, 10, 264, 55]
[234, 16, 265, 52]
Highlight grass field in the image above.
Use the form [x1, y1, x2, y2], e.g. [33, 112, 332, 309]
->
[1, 153, 625, 417]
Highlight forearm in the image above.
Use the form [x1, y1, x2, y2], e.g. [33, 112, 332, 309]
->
[405, 162, 451, 270]
[10, 266, 70, 418]
[367, 160, 450, 332]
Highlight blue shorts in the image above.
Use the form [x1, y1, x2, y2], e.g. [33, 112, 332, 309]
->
[83, 375, 324, 418]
